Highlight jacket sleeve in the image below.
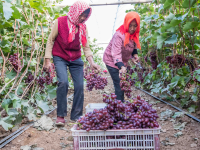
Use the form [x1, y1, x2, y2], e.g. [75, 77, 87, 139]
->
[111, 32, 124, 68]
[82, 27, 93, 59]
[44, 19, 59, 59]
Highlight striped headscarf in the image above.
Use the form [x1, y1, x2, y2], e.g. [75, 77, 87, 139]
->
[67, 1, 92, 47]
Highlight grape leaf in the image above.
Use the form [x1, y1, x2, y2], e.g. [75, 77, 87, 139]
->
[11, 6, 21, 19]
[6, 70, 17, 79]
[7, 108, 19, 116]
[47, 86, 57, 100]
[3, 1, 13, 20]
[37, 100, 50, 113]
[157, 35, 167, 49]
[183, 22, 200, 31]
[170, 20, 182, 27]
[165, 34, 177, 45]
[191, 94, 198, 102]
[164, 0, 174, 9]
[182, 0, 197, 8]
[188, 105, 197, 113]
[0, 118, 13, 131]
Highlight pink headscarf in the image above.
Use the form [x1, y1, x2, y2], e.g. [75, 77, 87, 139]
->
[67, 1, 92, 47]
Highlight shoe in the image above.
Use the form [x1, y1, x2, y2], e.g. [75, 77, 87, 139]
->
[70, 119, 78, 123]
[55, 116, 65, 126]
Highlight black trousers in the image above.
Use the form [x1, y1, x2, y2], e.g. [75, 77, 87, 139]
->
[53, 56, 84, 120]
[106, 65, 124, 102]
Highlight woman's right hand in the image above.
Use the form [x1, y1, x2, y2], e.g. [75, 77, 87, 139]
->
[44, 58, 51, 70]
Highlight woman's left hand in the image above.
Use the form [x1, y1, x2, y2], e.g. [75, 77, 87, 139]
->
[132, 54, 139, 64]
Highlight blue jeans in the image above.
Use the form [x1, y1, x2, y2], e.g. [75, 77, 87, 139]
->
[53, 56, 84, 120]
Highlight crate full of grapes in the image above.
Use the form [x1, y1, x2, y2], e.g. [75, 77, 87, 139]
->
[71, 94, 161, 150]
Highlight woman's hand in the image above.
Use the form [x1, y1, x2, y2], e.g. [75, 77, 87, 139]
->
[119, 66, 127, 74]
[90, 62, 101, 72]
[132, 54, 139, 64]
[44, 58, 51, 70]
[87, 56, 101, 72]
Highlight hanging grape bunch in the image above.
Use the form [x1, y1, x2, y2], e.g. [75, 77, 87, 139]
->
[36, 64, 56, 91]
[120, 75, 132, 98]
[191, 67, 200, 84]
[84, 67, 108, 91]
[8, 53, 22, 72]
[77, 93, 159, 132]
[25, 73, 34, 84]
[150, 51, 158, 70]
[166, 54, 186, 68]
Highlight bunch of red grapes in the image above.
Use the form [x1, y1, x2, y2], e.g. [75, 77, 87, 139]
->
[150, 52, 158, 70]
[8, 53, 22, 72]
[120, 75, 132, 98]
[166, 54, 186, 68]
[191, 67, 200, 84]
[36, 64, 56, 91]
[25, 73, 34, 84]
[84, 67, 108, 91]
[77, 93, 159, 132]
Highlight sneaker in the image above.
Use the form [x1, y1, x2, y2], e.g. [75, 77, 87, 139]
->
[69, 119, 78, 123]
[55, 116, 65, 126]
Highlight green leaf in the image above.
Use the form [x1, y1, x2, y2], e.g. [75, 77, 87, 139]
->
[191, 94, 198, 102]
[165, 13, 175, 23]
[2, 99, 12, 112]
[22, 38, 29, 46]
[188, 105, 197, 113]
[3, 1, 13, 20]
[47, 86, 57, 100]
[183, 22, 200, 31]
[37, 100, 50, 112]
[164, 0, 174, 9]
[171, 76, 180, 83]
[170, 19, 181, 27]
[13, 99, 21, 109]
[0, 118, 13, 131]
[157, 35, 167, 49]
[7, 108, 19, 116]
[30, 58, 37, 66]
[182, 0, 197, 8]
[11, 6, 21, 19]
[165, 34, 177, 45]
[6, 70, 17, 79]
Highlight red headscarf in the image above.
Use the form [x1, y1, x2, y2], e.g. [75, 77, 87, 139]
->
[67, 1, 92, 47]
[116, 12, 141, 49]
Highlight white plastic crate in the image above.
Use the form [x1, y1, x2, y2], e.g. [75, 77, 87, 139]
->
[85, 103, 107, 114]
[71, 124, 161, 150]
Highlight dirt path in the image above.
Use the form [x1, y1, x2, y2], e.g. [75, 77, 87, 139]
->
[2, 74, 200, 150]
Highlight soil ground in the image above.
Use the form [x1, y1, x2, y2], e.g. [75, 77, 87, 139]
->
[1, 73, 200, 150]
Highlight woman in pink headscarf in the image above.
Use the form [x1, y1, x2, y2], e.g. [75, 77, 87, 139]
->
[44, 1, 100, 126]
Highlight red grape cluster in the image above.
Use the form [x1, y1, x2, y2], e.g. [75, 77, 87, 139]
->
[120, 75, 132, 98]
[77, 94, 159, 132]
[36, 64, 56, 91]
[166, 54, 186, 68]
[43, 64, 56, 85]
[84, 67, 108, 91]
[150, 52, 158, 70]
[8, 53, 22, 72]
[191, 67, 200, 84]
[25, 73, 34, 84]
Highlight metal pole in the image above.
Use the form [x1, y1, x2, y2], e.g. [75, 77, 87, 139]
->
[55, 0, 153, 7]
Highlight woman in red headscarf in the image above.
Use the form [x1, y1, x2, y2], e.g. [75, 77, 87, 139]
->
[44, 1, 100, 126]
[103, 11, 141, 102]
